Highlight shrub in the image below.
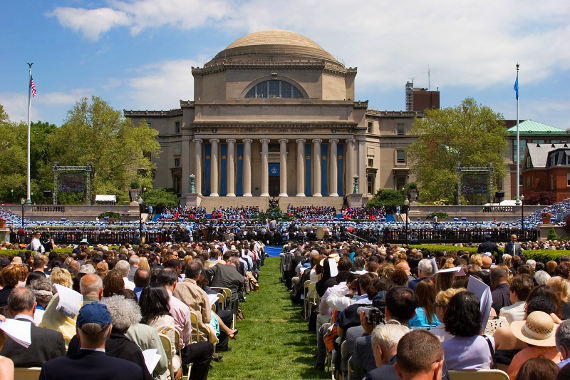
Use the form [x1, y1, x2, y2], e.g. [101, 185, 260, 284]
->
[98, 212, 121, 221]
[426, 212, 449, 221]
[366, 189, 406, 213]
[522, 249, 570, 263]
[524, 191, 555, 205]
[142, 188, 178, 209]
[547, 227, 558, 241]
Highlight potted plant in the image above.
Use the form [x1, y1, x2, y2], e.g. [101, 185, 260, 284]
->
[541, 211, 552, 224]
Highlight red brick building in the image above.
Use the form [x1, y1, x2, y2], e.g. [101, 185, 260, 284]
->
[523, 144, 570, 202]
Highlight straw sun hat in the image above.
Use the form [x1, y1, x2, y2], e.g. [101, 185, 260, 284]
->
[510, 311, 559, 347]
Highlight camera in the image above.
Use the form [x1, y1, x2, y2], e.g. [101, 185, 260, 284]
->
[358, 306, 384, 327]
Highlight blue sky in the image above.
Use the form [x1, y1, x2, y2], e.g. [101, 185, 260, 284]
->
[2, 0, 569, 129]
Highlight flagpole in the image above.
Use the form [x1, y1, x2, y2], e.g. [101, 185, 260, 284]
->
[516, 63, 521, 205]
[26, 62, 33, 205]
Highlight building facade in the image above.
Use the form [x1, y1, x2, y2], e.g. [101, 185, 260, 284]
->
[125, 30, 421, 209]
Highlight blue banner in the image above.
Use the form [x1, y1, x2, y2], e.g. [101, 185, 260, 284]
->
[220, 143, 227, 196]
[305, 143, 312, 196]
[337, 143, 343, 196]
[236, 143, 243, 196]
[269, 163, 280, 176]
[204, 143, 211, 196]
[321, 143, 328, 196]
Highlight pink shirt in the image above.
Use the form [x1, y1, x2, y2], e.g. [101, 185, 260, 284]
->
[167, 289, 192, 347]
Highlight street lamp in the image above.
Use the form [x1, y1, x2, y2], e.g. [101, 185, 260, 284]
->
[10, 189, 13, 202]
[138, 196, 144, 236]
[520, 194, 524, 237]
[404, 198, 410, 246]
[20, 198, 25, 230]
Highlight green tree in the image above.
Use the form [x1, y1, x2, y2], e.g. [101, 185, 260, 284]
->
[48, 96, 160, 203]
[408, 98, 507, 204]
[366, 189, 405, 212]
[143, 188, 178, 209]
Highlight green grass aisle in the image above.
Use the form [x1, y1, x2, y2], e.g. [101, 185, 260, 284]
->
[209, 257, 329, 380]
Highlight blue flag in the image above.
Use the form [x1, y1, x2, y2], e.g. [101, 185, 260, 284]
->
[514, 76, 519, 100]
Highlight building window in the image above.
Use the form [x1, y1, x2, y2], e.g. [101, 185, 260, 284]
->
[512, 140, 526, 163]
[397, 123, 405, 136]
[245, 80, 304, 98]
[567, 173, 570, 187]
[368, 158, 374, 167]
[368, 121, 373, 133]
[396, 150, 406, 164]
[175, 121, 180, 134]
[174, 156, 180, 168]
[367, 175, 375, 194]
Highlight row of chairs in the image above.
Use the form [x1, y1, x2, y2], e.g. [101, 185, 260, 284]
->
[303, 280, 319, 320]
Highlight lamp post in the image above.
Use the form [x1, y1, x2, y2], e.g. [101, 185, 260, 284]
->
[10, 189, 13, 202]
[404, 198, 410, 246]
[138, 196, 144, 235]
[20, 198, 25, 230]
[520, 194, 524, 237]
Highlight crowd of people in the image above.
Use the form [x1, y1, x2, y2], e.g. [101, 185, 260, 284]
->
[341, 207, 386, 220]
[0, 239, 266, 380]
[281, 236, 570, 380]
[209, 206, 261, 220]
[287, 206, 337, 220]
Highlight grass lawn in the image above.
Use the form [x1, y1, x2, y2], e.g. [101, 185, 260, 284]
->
[209, 257, 329, 380]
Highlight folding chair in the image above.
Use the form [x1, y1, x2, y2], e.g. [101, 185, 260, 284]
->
[159, 333, 175, 380]
[447, 369, 509, 380]
[189, 310, 201, 343]
[14, 367, 41, 380]
[303, 280, 311, 320]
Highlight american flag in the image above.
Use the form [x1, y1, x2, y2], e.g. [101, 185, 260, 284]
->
[30, 75, 36, 97]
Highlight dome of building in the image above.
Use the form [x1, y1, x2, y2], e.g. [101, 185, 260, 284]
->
[212, 30, 340, 64]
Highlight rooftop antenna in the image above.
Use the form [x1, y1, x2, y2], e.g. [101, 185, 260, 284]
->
[428, 64, 431, 90]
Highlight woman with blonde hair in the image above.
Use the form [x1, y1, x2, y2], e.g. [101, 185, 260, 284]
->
[138, 256, 150, 271]
[547, 276, 569, 303]
[49, 267, 73, 288]
[96, 261, 109, 279]
[431, 287, 466, 342]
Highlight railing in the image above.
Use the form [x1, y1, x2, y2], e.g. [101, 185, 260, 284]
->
[30, 205, 66, 213]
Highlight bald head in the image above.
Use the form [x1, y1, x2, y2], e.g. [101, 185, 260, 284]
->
[80, 274, 103, 299]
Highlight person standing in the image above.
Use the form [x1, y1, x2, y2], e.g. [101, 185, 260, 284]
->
[505, 234, 523, 256]
[30, 231, 45, 253]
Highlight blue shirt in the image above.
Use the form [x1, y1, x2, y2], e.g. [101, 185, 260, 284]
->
[409, 307, 440, 328]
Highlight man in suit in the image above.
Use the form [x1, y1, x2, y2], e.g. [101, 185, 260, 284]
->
[39, 303, 143, 380]
[0, 287, 66, 367]
[504, 234, 523, 256]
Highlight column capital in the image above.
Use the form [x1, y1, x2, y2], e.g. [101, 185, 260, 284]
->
[226, 138, 236, 143]
[279, 138, 288, 144]
[346, 137, 355, 143]
[260, 138, 270, 144]
[329, 138, 339, 144]
[312, 138, 322, 144]
[193, 138, 203, 143]
[209, 138, 220, 143]
[296, 138, 306, 144]
[243, 138, 252, 143]
[356, 136, 367, 142]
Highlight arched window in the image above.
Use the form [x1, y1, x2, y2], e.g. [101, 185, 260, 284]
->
[245, 80, 304, 98]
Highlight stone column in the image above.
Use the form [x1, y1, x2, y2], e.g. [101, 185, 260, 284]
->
[357, 137, 366, 194]
[209, 138, 219, 197]
[329, 139, 339, 196]
[312, 139, 322, 197]
[193, 138, 202, 195]
[279, 138, 288, 197]
[296, 138, 306, 196]
[243, 139, 252, 197]
[226, 138, 236, 197]
[181, 136, 190, 193]
[260, 138, 270, 197]
[345, 138, 354, 194]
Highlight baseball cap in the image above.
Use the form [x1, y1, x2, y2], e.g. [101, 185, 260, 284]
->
[76, 303, 112, 329]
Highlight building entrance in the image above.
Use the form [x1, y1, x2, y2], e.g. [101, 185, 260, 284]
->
[269, 177, 280, 196]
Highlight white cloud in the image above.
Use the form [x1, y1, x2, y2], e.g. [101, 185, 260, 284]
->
[48, 0, 570, 90]
[48, 7, 130, 40]
[123, 59, 198, 110]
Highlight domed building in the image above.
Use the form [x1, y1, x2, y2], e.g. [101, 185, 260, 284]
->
[125, 30, 421, 210]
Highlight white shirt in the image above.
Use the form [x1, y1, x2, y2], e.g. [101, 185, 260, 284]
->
[499, 301, 526, 324]
[123, 277, 135, 290]
[30, 238, 44, 253]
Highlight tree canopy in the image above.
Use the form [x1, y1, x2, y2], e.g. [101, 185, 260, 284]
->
[407, 98, 507, 204]
[0, 97, 160, 204]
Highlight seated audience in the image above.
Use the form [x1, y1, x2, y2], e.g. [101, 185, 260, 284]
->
[431, 287, 465, 342]
[39, 303, 144, 380]
[409, 279, 440, 329]
[395, 330, 445, 380]
[0, 288, 65, 367]
[442, 291, 494, 370]
[556, 319, 570, 368]
[508, 311, 562, 378]
[515, 357, 559, 380]
[364, 324, 409, 380]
